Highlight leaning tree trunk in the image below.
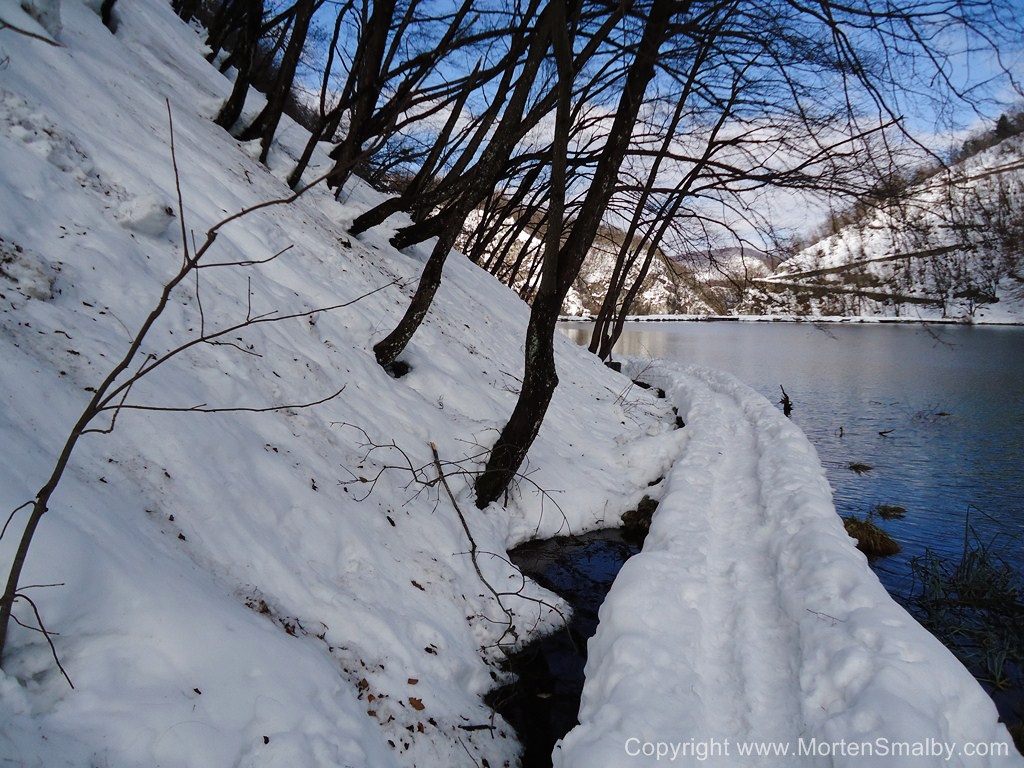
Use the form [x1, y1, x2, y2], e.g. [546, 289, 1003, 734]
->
[475, 0, 574, 509]
[237, 0, 316, 163]
[206, 0, 249, 64]
[475, 0, 678, 509]
[372, 229, 458, 369]
[286, 4, 348, 189]
[370, 3, 558, 370]
[172, 0, 200, 23]
[473, 291, 561, 507]
[214, 0, 263, 130]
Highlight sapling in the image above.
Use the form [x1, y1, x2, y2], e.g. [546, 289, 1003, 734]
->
[0, 102, 394, 670]
[333, 423, 571, 654]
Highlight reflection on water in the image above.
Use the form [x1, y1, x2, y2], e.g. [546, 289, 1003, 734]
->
[560, 321, 1024, 593]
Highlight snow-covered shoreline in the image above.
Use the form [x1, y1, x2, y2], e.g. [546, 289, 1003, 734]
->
[556, 362, 1020, 767]
[561, 314, 1024, 325]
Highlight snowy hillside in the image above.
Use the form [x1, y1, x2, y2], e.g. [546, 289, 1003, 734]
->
[0, 4, 684, 765]
[567, 244, 773, 317]
[745, 133, 1024, 322]
[0, 2, 1020, 767]
[461, 211, 770, 318]
[565, 236, 683, 317]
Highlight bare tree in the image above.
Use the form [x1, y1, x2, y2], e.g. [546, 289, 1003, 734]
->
[344, 0, 547, 236]
[237, 0, 321, 163]
[214, 0, 264, 131]
[475, 0, 679, 508]
[369, 0, 647, 373]
[287, 0, 513, 191]
[369, 0, 561, 370]
[473, 0, 1022, 506]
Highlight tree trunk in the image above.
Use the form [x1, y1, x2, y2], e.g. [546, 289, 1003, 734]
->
[475, 0, 679, 509]
[237, 0, 317, 163]
[172, 0, 200, 23]
[205, 0, 247, 63]
[367, 3, 559, 371]
[372, 228, 458, 369]
[214, 0, 263, 131]
[287, 3, 349, 189]
[475, 0, 574, 509]
[100, 0, 117, 30]
[322, 0, 397, 190]
[473, 291, 561, 508]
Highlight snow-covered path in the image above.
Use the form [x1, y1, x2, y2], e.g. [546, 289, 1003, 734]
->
[555, 363, 1021, 767]
[669, 378, 806, 750]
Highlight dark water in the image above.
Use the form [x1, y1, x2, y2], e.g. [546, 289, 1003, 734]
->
[561, 321, 1024, 593]
[491, 529, 641, 768]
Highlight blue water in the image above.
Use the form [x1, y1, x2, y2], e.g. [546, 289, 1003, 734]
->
[560, 321, 1024, 595]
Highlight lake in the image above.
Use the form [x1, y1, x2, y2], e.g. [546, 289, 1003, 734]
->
[559, 320, 1024, 596]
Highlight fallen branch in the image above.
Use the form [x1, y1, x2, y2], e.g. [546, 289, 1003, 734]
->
[333, 427, 572, 655]
[431, 442, 516, 646]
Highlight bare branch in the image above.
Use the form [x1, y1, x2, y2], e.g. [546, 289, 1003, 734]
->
[0, 18, 62, 46]
[197, 244, 295, 269]
[90, 386, 346, 420]
[1, 501, 32, 541]
[0, 103, 395, 666]
[12, 592, 73, 688]
[93, 279, 399, 416]
[168, 100, 190, 268]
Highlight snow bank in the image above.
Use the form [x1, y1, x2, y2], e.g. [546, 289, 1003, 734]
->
[555, 361, 1020, 767]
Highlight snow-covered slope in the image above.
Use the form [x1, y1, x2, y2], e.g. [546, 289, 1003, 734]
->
[746, 135, 1024, 322]
[565, 240, 771, 317]
[564, 237, 683, 316]
[0, 3, 683, 766]
[0, 2, 1019, 767]
[462, 213, 764, 318]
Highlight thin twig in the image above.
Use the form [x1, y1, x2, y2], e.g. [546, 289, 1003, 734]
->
[194, 261, 205, 336]
[92, 279, 398, 414]
[335, 428, 571, 651]
[198, 244, 295, 269]
[167, 100, 190, 268]
[13, 593, 73, 688]
[97, 354, 150, 435]
[90, 386, 345, 417]
[1, 501, 32, 540]
[204, 338, 262, 356]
